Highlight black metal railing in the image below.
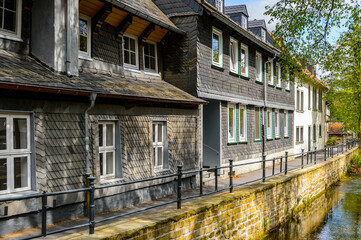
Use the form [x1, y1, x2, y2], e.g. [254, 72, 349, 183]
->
[0, 138, 359, 239]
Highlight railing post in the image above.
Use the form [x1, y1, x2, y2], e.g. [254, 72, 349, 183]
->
[272, 158, 275, 176]
[88, 177, 96, 234]
[41, 191, 47, 237]
[199, 167, 203, 196]
[324, 145, 327, 161]
[229, 159, 233, 193]
[314, 147, 317, 164]
[262, 155, 266, 182]
[280, 156, 283, 173]
[214, 165, 218, 191]
[285, 152, 288, 175]
[177, 165, 182, 209]
[301, 149, 304, 168]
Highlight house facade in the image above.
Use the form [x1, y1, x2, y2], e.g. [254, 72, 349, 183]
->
[154, 0, 295, 174]
[293, 71, 328, 154]
[0, 0, 204, 236]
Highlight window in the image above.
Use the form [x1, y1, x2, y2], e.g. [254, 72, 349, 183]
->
[313, 87, 317, 110]
[296, 126, 304, 143]
[228, 103, 236, 142]
[318, 90, 323, 111]
[229, 38, 238, 74]
[266, 58, 274, 85]
[313, 124, 316, 141]
[98, 122, 115, 178]
[212, 27, 223, 67]
[255, 51, 262, 82]
[296, 90, 304, 111]
[319, 125, 322, 138]
[123, 34, 138, 69]
[275, 62, 281, 88]
[0, 0, 21, 38]
[284, 111, 289, 137]
[261, 29, 266, 41]
[308, 85, 311, 109]
[255, 107, 261, 141]
[241, 15, 247, 29]
[275, 110, 280, 138]
[144, 42, 157, 72]
[285, 72, 291, 90]
[240, 44, 248, 77]
[79, 14, 91, 57]
[266, 109, 273, 139]
[215, 0, 223, 12]
[239, 105, 247, 142]
[0, 114, 31, 193]
[152, 122, 167, 169]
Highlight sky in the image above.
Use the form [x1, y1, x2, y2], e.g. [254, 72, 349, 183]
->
[225, 0, 278, 31]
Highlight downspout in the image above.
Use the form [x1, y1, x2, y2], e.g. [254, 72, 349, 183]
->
[85, 93, 97, 176]
[66, 0, 72, 76]
[262, 54, 277, 179]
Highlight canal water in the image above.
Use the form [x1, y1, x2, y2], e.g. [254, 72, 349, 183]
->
[265, 176, 361, 239]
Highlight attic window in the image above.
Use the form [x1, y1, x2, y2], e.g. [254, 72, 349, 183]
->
[79, 14, 91, 58]
[261, 29, 266, 41]
[215, 0, 223, 12]
[0, 0, 21, 38]
[241, 15, 247, 29]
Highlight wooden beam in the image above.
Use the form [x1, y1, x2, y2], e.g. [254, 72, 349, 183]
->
[92, 3, 112, 35]
[115, 13, 133, 42]
[138, 23, 155, 47]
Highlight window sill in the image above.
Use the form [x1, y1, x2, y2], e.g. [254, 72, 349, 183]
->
[267, 138, 273, 141]
[211, 64, 224, 71]
[240, 75, 250, 80]
[275, 137, 280, 139]
[285, 89, 291, 92]
[144, 71, 160, 77]
[124, 67, 141, 74]
[229, 71, 239, 77]
[255, 80, 263, 85]
[296, 110, 304, 113]
[254, 139, 262, 142]
[268, 84, 275, 87]
[78, 55, 93, 62]
[154, 168, 171, 174]
[276, 86, 282, 90]
[296, 141, 304, 145]
[0, 189, 38, 199]
[0, 33, 23, 43]
[227, 141, 238, 145]
[284, 136, 289, 138]
[100, 177, 124, 184]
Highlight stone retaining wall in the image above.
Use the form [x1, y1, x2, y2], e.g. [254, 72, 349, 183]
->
[59, 148, 359, 240]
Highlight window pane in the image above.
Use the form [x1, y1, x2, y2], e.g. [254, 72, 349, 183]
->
[228, 107, 234, 139]
[157, 123, 162, 142]
[14, 156, 28, 189]
[0, 9, 3, 30]
[13, 118, 27, 149]
[124, 51, 129, 64]
[149, 44, 155, 56]
[124, 36, 129, 50]
[106, 124, 113, 146]
[241, 49, 246, 74]
[79, 19, 87, 37]
[3, 9, 15, 32]
[150, 58, 155, 70]
[153, 147, 156, 165]
[99, 153, 103, 175]
[152, 124, 156, 143]
[0, 158, 6, 191]
[0, 118, 6, 150]
[144, 43, 149, 55]
[145, 56, 149, 69]
[212, 34, 219, 63]
[239, 108, 244, 137]
[157, 147, 163, 166]
[5, 0, 16, 11]
[106, 152, 114, 174]
[79, 35, 88, 52]
[130, 38, 135, 52]
[130, 52, 136, 65]
[255, 108, 260, 139]
[98, 124, 103, 147]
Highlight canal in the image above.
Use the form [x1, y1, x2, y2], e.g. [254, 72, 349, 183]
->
[265, 176, 361, 239]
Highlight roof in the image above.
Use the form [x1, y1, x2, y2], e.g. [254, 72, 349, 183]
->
[328, 123, 344, 135]
[0, 50, 205, 105]
[248, 19, 266, 29]
[224, 5, 248, 17]
[105, 0, 184, 34]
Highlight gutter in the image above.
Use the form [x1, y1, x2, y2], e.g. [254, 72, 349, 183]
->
[105, 0, 185, 35]
[66, 0, 72, 76]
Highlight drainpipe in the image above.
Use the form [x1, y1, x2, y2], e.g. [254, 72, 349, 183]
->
[85, 93, 97, 176]
[66, 0, 72, 76]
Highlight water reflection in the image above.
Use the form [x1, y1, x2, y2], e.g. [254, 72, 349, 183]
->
[265, 177, 361, 240]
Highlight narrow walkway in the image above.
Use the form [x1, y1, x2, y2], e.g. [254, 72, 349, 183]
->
[4, 149, 342, 239]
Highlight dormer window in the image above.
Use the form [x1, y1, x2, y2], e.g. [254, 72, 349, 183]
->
[144, 41, 157, 72]
[0, 0, 22, 38]
[123, 34, 139, 69]
[215, 0, 223, 12]
[79, 14, 91, 58]
[261, 29, 266, 41]
[241, 15, 247, 29]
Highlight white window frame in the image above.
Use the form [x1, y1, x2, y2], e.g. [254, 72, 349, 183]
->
[152, 122, 166, 170]
[229, 37, 238, 74]
[275, 62, 281, 88]
[215, 0, 223, 12]
[0, 114, 31, 194]
[319, 125, 322, 138]
[241, 15, 247, 29]
[261, 29, 266, 42]
[123, 33, 139, 70]
[239, 105, 247, 142]
[284, 111, 289, 137]
[98, 122, 116, 179]
[267, 58, 274, 85]
[79, 13, 92, 58]
[240, 44, 249, 77]
[286, 72, 291, 91]
[254, 107, 262, 141]
[255, 51, 262, 82]
[227, 103, 236, 143]
[0, 0, 22, 39]
[143, 40, 158, 73]
[212, 27, 223, 67]
[296, 126, 304, 143]
[266, 109, 273, 139]
[274, 109, 280, 138]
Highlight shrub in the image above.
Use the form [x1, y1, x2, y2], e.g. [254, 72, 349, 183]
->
[351, 154, 361, 167]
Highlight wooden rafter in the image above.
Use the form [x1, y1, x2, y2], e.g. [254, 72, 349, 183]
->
[92, 3, 112, 35]
[115, 13, 133, 42]
[139, 23, 155, 47]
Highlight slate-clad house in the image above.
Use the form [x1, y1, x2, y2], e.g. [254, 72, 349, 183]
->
[0, 0, 204, 236]
[153, 0, 294, 174]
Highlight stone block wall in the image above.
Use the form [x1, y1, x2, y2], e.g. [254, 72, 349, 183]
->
[59, 147, 358, 240]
